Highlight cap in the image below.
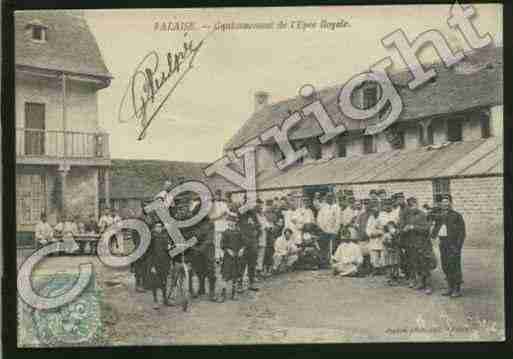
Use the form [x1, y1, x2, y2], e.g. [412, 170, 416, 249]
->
[441, 194, 453, 202]
[369, 199, 379, 208]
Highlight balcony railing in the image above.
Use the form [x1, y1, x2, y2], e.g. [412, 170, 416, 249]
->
[16, 128, 110, 159]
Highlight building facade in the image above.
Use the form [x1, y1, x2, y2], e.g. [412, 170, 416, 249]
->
[98, 159, 237, 216]
[225, 45, 503, 246]
[15, 11, 113, 233]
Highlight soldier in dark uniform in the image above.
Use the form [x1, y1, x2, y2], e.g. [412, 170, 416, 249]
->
[401, 197, 431, 292]
[220, 214, 245, 301]
[131, 211, 150, 293]
[238, 199, 261, 292]
[147, 222, 172, 309]
[356, 198, 372, 276]
[185, 201, 218, 302]
[393, 192, 410, 281]
[431, 194, 466, 297]
[263, 199, 282, 276]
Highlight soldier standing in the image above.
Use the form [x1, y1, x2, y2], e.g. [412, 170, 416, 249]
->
[186, 200, 218, 302]
[147, 222, 171, 309]
[238, 200, 261, 292]
[220, 214, 245, 301]
[431, 194, 466, 297]
[401, 197, 431, 293]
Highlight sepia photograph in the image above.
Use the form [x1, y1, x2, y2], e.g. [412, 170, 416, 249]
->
[10, 2, 505, 347]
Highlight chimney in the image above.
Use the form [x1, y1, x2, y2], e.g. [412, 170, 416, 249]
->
[254, 91, 269, 113]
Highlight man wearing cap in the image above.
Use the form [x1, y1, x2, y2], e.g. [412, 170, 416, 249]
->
[402, 197, 432, 294]
[292, 197, 315, 247]
[355, 199, 373, 275]
[317, 192, 342, 268]
[263, 199, 281, 276]
[377, 189, 387, 211]
[238, 198, 262, 291]
[185, 201, 218, 302]
[366, 199, 386, 274]
[255, 199, 271, 278]
[35, 213, 53, 248]
[220, 213, 245, 301]
[155, 180, 175, 209]
[392, 192, 411, 281]
[431, 195, 466, 297]
[312, 192, 324, 219]
[209, 189, 233, 264]
[369, 190, 379, 203]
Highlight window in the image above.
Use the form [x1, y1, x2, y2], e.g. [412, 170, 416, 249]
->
[24, 102, 45, 155]
[363, 135, 375, 154]
[481, 111, 491, 138]
[447, 119, 463, 142]
[362, 85, 378, 109]
[16, 174, 47, 224]
[31, 25, 47, 42]
[432, 178, 450, 205]
[336, 136, 347, 158]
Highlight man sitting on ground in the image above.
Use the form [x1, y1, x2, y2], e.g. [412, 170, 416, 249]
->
[273, 228, 299, 273]
[331, 234, 364, 277]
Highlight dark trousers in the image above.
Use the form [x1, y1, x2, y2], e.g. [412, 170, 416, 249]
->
[148, 264, 169, 301]
[439, 238, 463, 287]
[403, 243, 417, 279]
[319, 233, 336, 268]
[242, 245, 258, 285]
[191, 251, 216, 294]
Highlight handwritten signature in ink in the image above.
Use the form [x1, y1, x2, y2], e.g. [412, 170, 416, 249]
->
[118, 31, 211, 140]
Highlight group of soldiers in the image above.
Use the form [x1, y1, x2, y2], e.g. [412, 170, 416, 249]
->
[126, 181, 467, 308]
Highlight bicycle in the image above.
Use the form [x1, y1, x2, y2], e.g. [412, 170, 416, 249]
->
[166, 249, 191, 312]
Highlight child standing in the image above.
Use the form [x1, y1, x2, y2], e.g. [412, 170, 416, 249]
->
[383, 221, 400, 286]
[219, 215, 245, 301]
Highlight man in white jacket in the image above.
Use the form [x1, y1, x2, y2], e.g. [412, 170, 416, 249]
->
[366, 200, 385, 274]
[35, 213, 53, 247]
[332, 237, 364, 276]
[317, 192, 341, 267]
[273, 228, 299, 272]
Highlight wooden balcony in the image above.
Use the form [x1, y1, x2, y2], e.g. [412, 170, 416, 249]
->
[16, 128, 111, 166]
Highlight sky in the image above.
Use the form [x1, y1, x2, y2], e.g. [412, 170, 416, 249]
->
[85, 4, 502, 163]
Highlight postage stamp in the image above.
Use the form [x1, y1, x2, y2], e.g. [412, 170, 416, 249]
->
[18, 272, 104, 347]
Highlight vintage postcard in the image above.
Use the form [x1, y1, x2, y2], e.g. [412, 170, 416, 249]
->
[13, 3, 504, 347]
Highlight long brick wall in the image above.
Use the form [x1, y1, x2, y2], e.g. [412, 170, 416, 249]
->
[451, 176, 503, 247]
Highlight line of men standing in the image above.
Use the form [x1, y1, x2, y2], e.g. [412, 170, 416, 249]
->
[133, 181, 467, 308]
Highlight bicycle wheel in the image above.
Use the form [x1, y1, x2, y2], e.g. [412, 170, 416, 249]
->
[166, 267, 180, 306]
[177, 264, 190, 312]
